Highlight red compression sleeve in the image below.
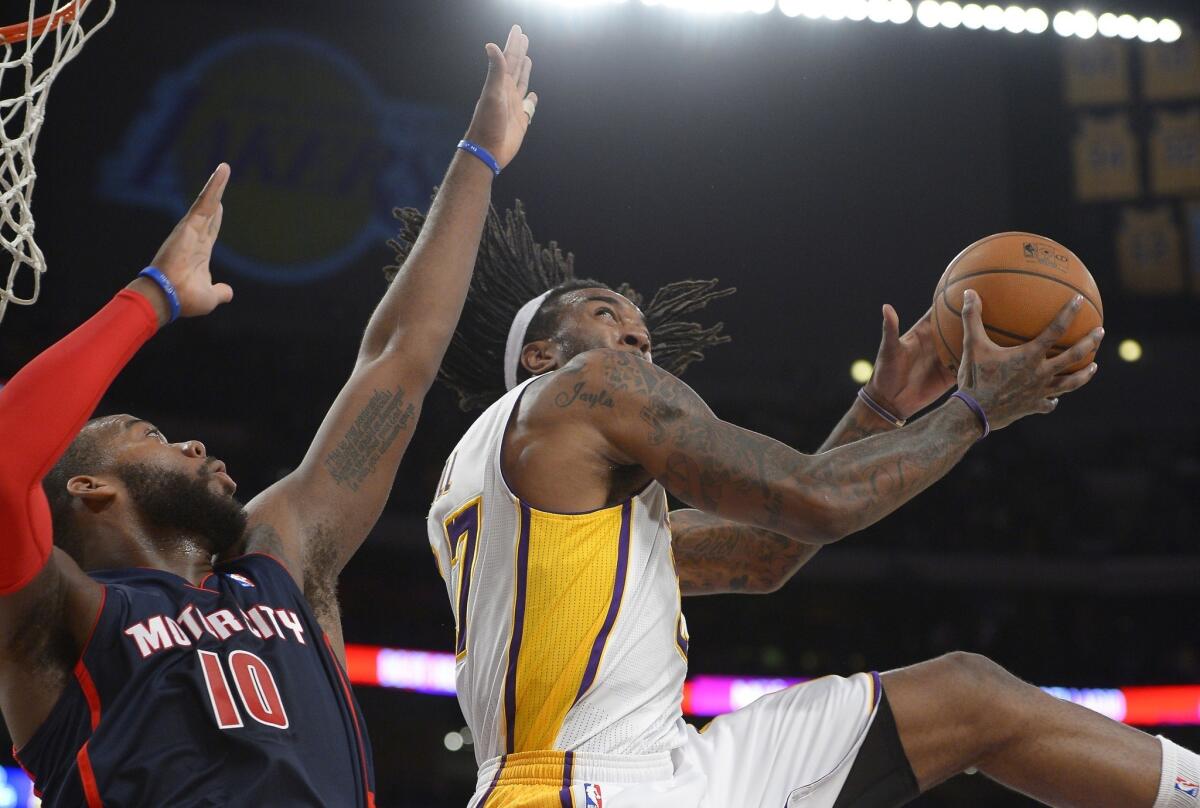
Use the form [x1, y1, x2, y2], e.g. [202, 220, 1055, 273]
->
[0, 290, 158, 593]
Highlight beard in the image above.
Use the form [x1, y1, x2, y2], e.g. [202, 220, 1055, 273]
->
[116, 462, 247, 556]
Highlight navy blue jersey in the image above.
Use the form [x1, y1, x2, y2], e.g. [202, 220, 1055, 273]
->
[13, 554, 376, 807]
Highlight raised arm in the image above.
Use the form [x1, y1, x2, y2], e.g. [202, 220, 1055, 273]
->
[819, 304, 957, 451]
[672, 305, 959, 595]
[551, 291, 1100, 549]
[241, 29, 538, 598]
[0, 166, 233, 745]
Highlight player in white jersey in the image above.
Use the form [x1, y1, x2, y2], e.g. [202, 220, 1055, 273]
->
[429, 389, 687, 765]
[410, 202, 1199, 806]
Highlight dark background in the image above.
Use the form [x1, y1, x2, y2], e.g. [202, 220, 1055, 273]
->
[2, 1, 1199, 805]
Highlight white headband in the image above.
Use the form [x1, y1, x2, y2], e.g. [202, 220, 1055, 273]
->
[503, 290, 554, 391]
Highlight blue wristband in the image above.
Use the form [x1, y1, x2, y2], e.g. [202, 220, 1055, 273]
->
[457, 139, 501, 176]
[138, 267, 180, 323]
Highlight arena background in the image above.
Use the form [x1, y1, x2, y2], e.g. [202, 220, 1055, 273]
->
[1, 0, 1198, 804]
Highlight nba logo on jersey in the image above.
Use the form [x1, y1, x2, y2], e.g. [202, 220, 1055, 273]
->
[227, 573, 256, 589]
[584, 783, 603, 807]
[1176, 776, 1200, 799]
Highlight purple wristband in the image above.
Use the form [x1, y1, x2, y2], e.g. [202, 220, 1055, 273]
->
[952, 390, 990, 440]
[857, 387, 906, 428]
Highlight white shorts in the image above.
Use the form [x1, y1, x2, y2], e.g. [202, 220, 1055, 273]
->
[468, 672, 882, 808]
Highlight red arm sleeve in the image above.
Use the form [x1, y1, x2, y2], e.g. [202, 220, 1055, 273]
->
[0, 289, 159, 593]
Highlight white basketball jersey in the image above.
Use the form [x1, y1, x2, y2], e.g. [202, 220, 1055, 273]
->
[427, 375, 690, 765]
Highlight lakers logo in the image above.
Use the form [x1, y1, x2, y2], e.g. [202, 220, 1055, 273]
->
[101, 31, 454, 284]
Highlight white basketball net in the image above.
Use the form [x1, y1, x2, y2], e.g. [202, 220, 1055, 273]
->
[0, 0, 115, 324]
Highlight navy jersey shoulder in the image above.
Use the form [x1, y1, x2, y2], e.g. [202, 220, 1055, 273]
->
[15, 554, 375, 808]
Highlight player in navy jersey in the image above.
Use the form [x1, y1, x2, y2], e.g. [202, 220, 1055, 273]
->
[0, 26, 537, 807]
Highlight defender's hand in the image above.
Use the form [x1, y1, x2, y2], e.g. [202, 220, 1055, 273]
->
[956, 290, 1103, 431]
[464, 25, 537, 170]
[864, 305, 957, 420]
[149, 163, 234, 318]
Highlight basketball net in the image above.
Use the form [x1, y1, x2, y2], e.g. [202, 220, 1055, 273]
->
[0, 0, 115, 324]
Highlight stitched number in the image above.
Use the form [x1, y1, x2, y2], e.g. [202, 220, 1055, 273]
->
[199, 649, 290, 730]
[444, 497, 483, 660]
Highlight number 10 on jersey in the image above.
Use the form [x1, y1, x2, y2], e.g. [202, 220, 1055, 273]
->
[199, 649, 290, 730]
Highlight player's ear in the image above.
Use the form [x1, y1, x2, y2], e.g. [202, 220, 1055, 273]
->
[67, 475, 119, 512]
[521, 339, 560, 376]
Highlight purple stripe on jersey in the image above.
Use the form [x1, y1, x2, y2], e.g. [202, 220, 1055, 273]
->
[451, 503, 482, 657]
[871, 670, 883, 707]
[573, 501, 633, 705]
[478, 757, 505, 807]
[675, 614, 689, 657]
[503, 505, 533, 754]
[558, 751, 574, 808]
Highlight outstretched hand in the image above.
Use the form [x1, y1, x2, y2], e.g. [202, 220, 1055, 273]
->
[864, 305, 957, 420]
[956, 290, 1103, 431]
[464, 25, 537, 170]
[149, 163, 234, 318]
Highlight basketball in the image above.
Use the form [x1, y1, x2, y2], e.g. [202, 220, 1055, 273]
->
[932, 232, 1103, 373]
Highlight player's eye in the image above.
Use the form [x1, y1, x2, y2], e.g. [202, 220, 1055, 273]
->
[596, 307, 616, 320]
[146, 427, 166, 443]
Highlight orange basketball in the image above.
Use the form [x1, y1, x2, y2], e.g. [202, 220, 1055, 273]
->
[932, 232, 1103, 373]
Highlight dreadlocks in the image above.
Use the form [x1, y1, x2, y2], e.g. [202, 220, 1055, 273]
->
[385, 199, 735, 411]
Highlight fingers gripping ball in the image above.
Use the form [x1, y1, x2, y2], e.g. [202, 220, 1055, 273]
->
[931, 232, 1103, 372]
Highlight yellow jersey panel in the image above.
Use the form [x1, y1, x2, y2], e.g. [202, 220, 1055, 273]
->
[512, 503, 631, 752]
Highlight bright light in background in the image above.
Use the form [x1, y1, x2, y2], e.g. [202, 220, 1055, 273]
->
[865, 0, 890, 20]
[1003, 5, 1026, 32]
[1118, 339, 1143, 362]
[777, 0, 822, 18]
[640, 0, 777, 11]
[523, 0, 1186, 42]
[850, 359, 874, 383]
[845, 0, 870, 20]
[1025, 7, 1049, 32]
[962, 3, 984, 28]
[1074, 9, 1098, 37]
[940, 2, 964, 27]
[917, 0, 941, 26]
[889, 0, 914, 23]
[982, 4, 1005, 30]
[1052, 9, 1075, 35]
[443, 731, 464, 752]
[824, 0, 848, 21]
[1137, 15, 1159, 41]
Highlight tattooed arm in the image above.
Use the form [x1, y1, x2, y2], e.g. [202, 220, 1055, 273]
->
[671, 398, 891, 596]
[672, 307, 960, 595]
[669, 509, 821, 595]
[534, 291, 1100, 550]
[239, 29, 537, 645]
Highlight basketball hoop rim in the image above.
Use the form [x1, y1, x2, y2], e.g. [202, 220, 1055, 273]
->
[0, 0, 92, 45]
